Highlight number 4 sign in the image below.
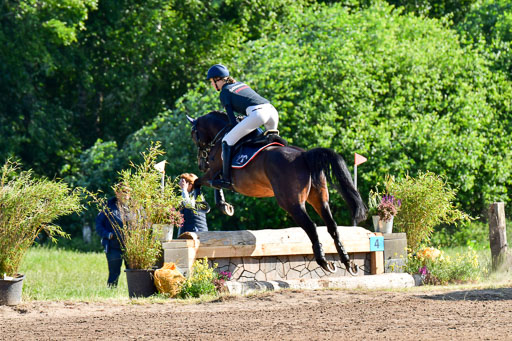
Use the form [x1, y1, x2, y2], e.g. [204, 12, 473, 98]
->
[370, 236, 384, 251]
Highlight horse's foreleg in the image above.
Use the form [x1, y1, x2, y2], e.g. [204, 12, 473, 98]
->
[214, 189, 234, 216]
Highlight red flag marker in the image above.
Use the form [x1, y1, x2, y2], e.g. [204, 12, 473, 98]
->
[354, 153, 367, 166]
[353, 153, 367, 226]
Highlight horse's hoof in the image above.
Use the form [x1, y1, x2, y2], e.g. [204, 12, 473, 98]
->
[346, 261, 359, 276]
[319, 260, 337, 273]
[218, 202, 234, 216]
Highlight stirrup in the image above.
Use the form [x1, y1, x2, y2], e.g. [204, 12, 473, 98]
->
[209, 178, 232, 190]
[264, 129, 279, 136]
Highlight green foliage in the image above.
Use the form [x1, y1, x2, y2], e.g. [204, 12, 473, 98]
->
[0, 160, 84, 276]
[431, 219, 490, 249]
[0, 0, 97, 176]
[133, 2, 512, 228]
[105, 143, 183, 270]
[401, 246, 483, 284]
[386, 0, 476, 24]
[385, 171, 471, 250]
[457, 0, 512, 79]
[178, 257, 218, 298]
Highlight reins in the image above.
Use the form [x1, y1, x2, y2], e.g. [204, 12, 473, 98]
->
[194, 124, 229, 172]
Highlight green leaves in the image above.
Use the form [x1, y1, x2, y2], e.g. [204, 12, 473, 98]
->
[0, 160, 84, 276]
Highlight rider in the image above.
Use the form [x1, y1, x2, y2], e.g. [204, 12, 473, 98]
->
[206, 63, 280, 189]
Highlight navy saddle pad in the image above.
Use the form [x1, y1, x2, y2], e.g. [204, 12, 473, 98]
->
[231, 142, 284, 169]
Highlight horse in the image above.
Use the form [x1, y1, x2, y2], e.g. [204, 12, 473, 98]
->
[187, 111, 367, 275]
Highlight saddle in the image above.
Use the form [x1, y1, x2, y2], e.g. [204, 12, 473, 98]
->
[230, 128, 287, 169]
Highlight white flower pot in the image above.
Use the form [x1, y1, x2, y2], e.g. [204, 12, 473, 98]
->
[378, 216, 394, 234]
[372, 216, 380, 232]
[153, 224, 174, 242]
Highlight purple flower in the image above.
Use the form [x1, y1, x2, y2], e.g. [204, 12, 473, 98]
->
[418, 266, 429, 275]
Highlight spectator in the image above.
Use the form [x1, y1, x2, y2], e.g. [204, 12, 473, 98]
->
[177, 173, 209, 236]
[95, 185, 130, 287]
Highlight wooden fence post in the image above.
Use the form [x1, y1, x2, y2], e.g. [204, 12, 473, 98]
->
[488, 202, 508, 271]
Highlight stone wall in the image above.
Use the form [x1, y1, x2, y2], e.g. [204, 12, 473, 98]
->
[209, 253, 370, 282]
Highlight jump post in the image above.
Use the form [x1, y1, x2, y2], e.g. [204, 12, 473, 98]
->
[162, 226, 391, 280]
[489, 202, 509, 271]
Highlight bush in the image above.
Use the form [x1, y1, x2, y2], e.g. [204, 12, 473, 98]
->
[0, 160, 84, 276]
[178, 258, 218, 298]
[102, 143, 183, 270]
[401, 246, 482, 284]
[385, 171, 471, 250]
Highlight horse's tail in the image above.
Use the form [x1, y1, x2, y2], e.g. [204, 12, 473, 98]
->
[304, 148, 367, 223]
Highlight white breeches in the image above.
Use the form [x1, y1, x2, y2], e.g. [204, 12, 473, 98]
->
[222, 103, 279, 146]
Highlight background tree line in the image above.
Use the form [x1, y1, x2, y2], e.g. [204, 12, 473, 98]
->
[1, 0, 511, 241]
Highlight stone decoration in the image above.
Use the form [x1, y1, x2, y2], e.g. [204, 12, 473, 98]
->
[208, 253, 370, 282]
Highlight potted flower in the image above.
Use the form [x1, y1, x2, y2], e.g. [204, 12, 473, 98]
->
[104, 143, 184, 298]
[377, 194, 401, 234]
[0, 160, 84, 305]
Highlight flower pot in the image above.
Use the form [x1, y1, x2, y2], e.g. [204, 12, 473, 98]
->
[125, 269, 157, 298]
[413, 273, 425, 286]
[372, 216, 380, 232]
[0, 274, 25, 305]
[153, 224, 174, 242]
[378, 216, 394, 234]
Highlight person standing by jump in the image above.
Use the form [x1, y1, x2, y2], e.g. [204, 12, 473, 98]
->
[206, 64, 280, 189]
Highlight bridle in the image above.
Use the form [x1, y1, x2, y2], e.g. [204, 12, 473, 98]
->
[191, 122, 228, 172]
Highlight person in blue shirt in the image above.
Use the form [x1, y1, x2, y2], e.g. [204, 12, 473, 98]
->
[206, 64, 280, 189]
[95, 186, 129, 287]
[177, 173, 209, 236]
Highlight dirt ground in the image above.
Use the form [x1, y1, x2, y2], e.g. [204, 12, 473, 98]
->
[1, 286, 512, 341]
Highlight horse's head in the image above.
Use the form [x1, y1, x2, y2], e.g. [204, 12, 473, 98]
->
[187, 111, 229, 172]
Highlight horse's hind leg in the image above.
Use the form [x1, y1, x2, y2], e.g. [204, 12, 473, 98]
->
[279, 201, 336, 273]
[308, 186, 358, 275]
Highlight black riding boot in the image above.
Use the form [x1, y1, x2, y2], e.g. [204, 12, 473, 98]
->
[210, 142, 233, 189]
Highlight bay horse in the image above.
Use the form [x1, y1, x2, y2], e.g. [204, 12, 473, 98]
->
[187, 111, 367, 275]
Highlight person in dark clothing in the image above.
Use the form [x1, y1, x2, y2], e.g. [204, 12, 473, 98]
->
[95, 188, 129, 287]
[206, 64, 280, 189]
[177, 173, 209, 236]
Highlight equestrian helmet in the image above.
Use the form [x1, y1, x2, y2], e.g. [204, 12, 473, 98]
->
[206, 64, 229, 80]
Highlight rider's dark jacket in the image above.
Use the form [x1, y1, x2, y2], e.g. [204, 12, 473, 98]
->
[219, 82, 269, 125]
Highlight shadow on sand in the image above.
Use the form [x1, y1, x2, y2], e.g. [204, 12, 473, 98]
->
[420, 287, 512, 301]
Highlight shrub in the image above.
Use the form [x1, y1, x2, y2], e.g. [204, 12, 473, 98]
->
[385, 171, 471, 250]
[0, 160, 84, 277]
[103, 142, 183, 270]
[402, 246, 482, 284]
[178, 257, 218, 298]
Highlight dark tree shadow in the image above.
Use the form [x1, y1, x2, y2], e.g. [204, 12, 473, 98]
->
[420, 288, 512, 301]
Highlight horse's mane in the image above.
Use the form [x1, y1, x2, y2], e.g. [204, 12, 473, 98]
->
[204, 111, 229, 125]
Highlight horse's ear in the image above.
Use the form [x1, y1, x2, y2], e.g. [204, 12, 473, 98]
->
[186, 115, 196, 125]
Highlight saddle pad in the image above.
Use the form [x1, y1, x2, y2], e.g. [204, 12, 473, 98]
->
[231, 142, 284, 169]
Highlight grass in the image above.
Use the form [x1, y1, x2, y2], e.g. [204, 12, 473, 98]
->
[18, 246, 220, 303]
[19, 246, 130, 301]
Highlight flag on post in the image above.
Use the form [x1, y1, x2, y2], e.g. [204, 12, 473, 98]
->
[354, 153, 367, 166]
[154, 160, 166, 174]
